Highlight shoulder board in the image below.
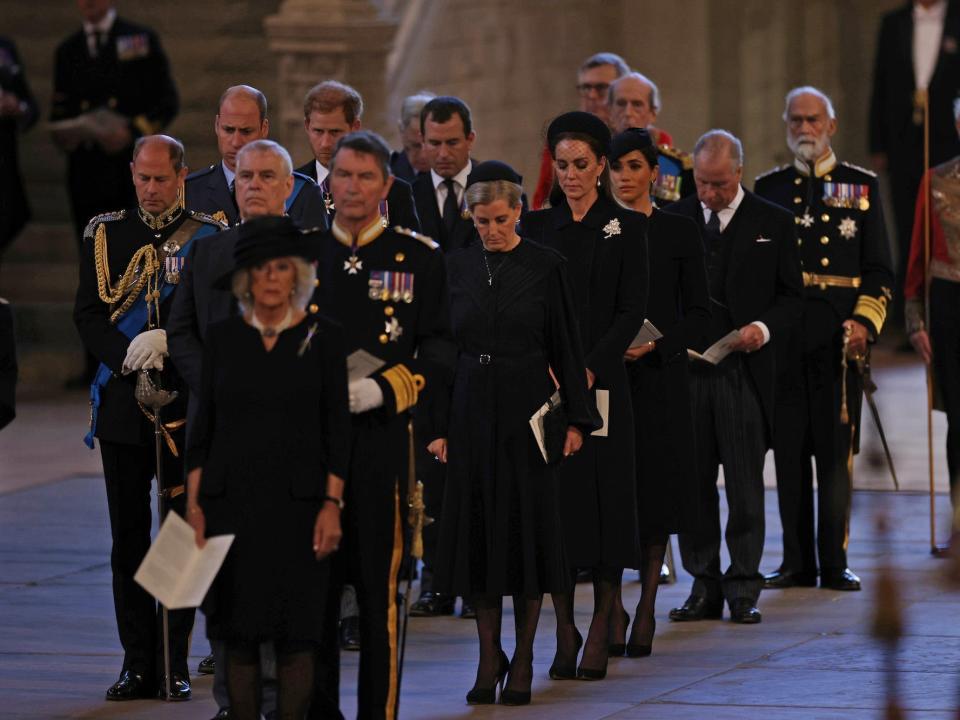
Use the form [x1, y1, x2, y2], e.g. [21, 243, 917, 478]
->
[840, 160, 878, 178]
[754, 164, 789, 183]
[186, 164, 217, 181]
[188, 209, 229, 229]
[83, 209, 126, 239]
[393, 225, 439, 250]
[658, 144, 693, 170]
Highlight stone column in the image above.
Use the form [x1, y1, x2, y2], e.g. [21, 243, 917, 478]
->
[264, 0, 398, 162]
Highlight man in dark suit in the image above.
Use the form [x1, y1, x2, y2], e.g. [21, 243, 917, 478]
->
[412, 96, 478, 253]
[756, 87, 894, 592]
[665, 130, 803, 624]
[74, 135, 225, 702]
[185, 85, 328, 230]
[390, 92, 435, 183]
[870, 0, 960, 324]
[297, 80, 420, 232]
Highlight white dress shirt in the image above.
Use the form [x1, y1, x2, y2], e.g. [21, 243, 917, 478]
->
[83, 7, 116, 57]
[431, 160, 472, 217]
[315, 160, 329, 186]
[222, 161, 236, 189]
[700, 184, 770, 346]
[914, 0, 947, 90]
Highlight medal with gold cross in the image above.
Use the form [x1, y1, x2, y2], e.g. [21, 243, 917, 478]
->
[344, 253, 363, 274]
[838, 217, 857, 240]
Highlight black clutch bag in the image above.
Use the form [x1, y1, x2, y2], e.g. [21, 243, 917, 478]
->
[541, 391, 568, 465]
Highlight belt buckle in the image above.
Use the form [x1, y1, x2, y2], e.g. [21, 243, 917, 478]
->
[479, 353, 491, 365]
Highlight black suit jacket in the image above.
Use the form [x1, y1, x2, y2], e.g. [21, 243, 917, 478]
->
[185, 162, 329, 230]
[390, 150, 417, 184]
[870, 1, 960, 168]
[0, 36, 38, 249]
[412, 171, 478, 252]
[294, 160, 421, 232]
[664, 190, 803, 439]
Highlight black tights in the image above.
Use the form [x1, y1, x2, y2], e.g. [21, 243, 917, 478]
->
[552, 567, 621, 671]
[226, 640, 315, 720]
[611, 538, 668, 646]
[473, 594, 543, 694]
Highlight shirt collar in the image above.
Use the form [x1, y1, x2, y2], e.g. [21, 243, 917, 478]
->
[700, 184, 745, 218]
[221, 161, 236, 188]
[431, 159, 473, 191]
[316, 160, 329, 185]
[83, 7, 116, 36]
[793, 148, 838, 178]
[331, 215, 386, 249]
[914, 0, 947, 21]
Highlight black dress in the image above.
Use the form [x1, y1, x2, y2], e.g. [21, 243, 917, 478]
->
[628, 208, 710, 539]
[187, 314, 350, 643]
[434, 239, 599, 598]
[522, 194, 648, 570]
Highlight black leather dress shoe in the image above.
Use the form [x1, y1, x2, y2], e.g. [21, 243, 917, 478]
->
[668, 594, 723, 622]
[210, 709, 230, 720]
[340, 615, 361, 651]
[157, 673, 192, 701]
[198, 653, 215, 675]
[763, 568, 817, 589]
[821, 568, 861, 591]
[460, 599, 477, 619]
[105, 670, 155, 701]
[729, 599, 762, 624]
[409, 591, 455, 617]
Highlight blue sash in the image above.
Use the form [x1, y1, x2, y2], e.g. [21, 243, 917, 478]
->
[287, 174, 308, 213]
[84, 222, 219, 448]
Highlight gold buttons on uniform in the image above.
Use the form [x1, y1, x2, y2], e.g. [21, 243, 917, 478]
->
[821, 213, 830, 222]
[794, 216, 801, 224]
[797, 238, 802, 246]
[395, 252, 405, 262]
[384, 306, 394, 317]
[793, 197, 802, 204]
[824, 174, 832, 182]
[820, 257, 830, 267]
[314, 278, 320, 287]
[308, 303, 319, 314]
[794, 177, 802, 185]
[820, 236, 830, 245]
[379, 333, 389, 344]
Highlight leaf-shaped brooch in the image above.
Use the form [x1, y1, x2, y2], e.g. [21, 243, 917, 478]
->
[602, 218, 622, 239]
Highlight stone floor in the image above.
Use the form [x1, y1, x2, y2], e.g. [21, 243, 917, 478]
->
[1, 352, 958, 719]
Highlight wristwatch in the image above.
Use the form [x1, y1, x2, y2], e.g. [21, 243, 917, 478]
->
[324, 495, 345, 511]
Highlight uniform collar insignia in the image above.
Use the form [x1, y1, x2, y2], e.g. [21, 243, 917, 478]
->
[331, 215, 386, 249]
[137, 200, 183, 232]
[794, 149, 838, 178]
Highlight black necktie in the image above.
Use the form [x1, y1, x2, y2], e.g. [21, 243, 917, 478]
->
[442, 178, 459, 237]
[228, 180, 239, 216]
[706, 209, 721, 235]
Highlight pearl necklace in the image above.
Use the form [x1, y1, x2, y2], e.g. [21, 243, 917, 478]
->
[250, 307, 293, 338]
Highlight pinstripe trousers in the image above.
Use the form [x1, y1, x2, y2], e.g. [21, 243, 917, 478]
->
[678, 358, 767, 605]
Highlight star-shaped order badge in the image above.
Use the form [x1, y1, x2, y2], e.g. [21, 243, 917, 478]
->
[602, 218, 622, 239]
[385, 316, 403, 342]
[838, 216, 857, 239]
[344, 254, 363, 274]
[799, 211, 814, 228]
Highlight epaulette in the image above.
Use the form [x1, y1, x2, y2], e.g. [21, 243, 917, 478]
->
[188, 209, 229, 229]
[83, 210, 126, 239]
[840, 160, 878, 178]
[393, 225, 439, 250]
[754, 164, 789, 183]
[658, 144, 693, 170]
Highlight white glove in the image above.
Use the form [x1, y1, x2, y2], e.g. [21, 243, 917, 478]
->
[348, 378, 384, 414]
[122, 329, 168, 374]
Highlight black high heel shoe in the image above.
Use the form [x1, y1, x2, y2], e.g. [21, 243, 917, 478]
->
[576, 636, 609, 680]
[466, 649, 509, 705]
[501, 657, 532, 706]
[608, 608, 630, 657]
[548, 627, 583, 680]
[626, 615, 656, 658]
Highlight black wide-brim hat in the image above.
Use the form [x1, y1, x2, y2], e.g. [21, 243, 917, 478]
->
[609, 127, 655, 162]
[466, 160, 523, 187]
[546, 111, 612, 155]
[212, 215, 323, 290]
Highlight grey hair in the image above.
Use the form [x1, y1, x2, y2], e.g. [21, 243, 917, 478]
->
[579, 52, 630, 77]
[782, 85, 837, 121]
[609, 72, 661, 112]
[236, 139, 293, 177]
[693, 129, 744, 170]
[232, 256, 316, 315]
[399, 91, 436, 130]
[465, 180, 523, 210]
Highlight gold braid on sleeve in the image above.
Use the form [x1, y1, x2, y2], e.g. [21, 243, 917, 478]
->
[94, 223, 163, 326]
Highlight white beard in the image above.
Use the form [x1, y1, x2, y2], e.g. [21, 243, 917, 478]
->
[787, 133, 828, 164]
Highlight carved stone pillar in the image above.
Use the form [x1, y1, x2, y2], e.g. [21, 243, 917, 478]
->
[264, 0, 398, 162]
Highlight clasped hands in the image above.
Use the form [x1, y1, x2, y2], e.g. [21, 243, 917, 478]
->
[427, 426, 584, 463]
[122, 328, 167, 374]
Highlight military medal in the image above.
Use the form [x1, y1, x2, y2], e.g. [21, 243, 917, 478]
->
[799, 211, 814, 228]
[164, 256, 183, 284]
[344, 254, 363, 274]
[379, 200, 390, 229]
[838, 217, 858, 239]
[385, 316, 403, 342]
[324, 193, 336, 213]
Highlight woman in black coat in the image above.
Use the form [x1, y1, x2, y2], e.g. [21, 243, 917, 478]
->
[432, 161, 599, 705]
[522, 112, 648, 680]
[185, 217, 350, 719]
[605, 128, 711, 657]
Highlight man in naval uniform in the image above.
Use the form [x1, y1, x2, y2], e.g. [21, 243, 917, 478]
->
[73, 135, 225, 702]
[755, 86, 894, 592]
[310, 130, 454, 720]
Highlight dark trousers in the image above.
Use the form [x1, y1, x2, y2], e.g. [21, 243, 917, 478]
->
[314, 413, 405, 720]
[931, 278, 960, 509]
[414, 438, 444, 594]
[679, 360, 767, 605]
[99, 438, 195, 681]
[772, 319, 857, 576]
